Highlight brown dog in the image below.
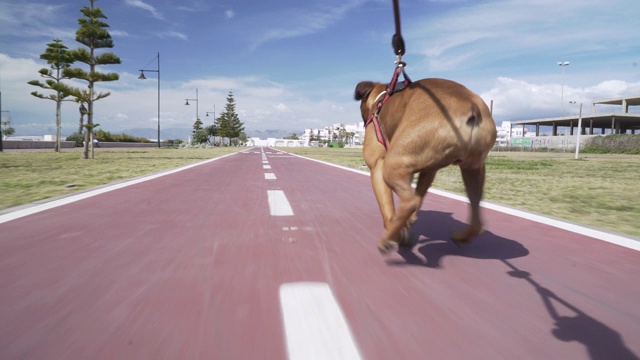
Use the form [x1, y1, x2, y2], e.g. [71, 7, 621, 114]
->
[354, 78, 497, 254]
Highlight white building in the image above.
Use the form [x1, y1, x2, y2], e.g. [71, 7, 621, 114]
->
[299, 122, 366, 147]
[495, 121, 533, 147]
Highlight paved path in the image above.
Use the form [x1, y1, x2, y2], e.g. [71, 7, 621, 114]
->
[1, 147, 639, 359]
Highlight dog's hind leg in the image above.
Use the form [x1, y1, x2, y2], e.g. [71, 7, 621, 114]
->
[409, 169, 437, 226]
[451, 163, 486, 245]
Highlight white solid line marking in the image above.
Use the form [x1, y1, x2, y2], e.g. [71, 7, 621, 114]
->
[263, 165, 271, 169]
[267, 190, 294, 216]
[0, 152, 241, 224]
[280, 282, 362, 360]
[265, 173, 277, 180]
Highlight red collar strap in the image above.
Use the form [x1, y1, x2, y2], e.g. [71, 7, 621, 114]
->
[364, 64, 412, 150]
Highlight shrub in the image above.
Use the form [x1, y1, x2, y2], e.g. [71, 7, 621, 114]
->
[192, 130, 209, 145]
[94, 129, 151, 143]
[65, 132, 84, 147]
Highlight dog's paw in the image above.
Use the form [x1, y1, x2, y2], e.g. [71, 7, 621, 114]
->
[451, 226, 483, 247]
[377, 240, 398, 255]
[397, 227, 414, 249]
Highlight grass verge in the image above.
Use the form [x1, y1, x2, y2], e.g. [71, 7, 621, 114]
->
[283, 147, 640, 238]
[0, 147, 239, 210]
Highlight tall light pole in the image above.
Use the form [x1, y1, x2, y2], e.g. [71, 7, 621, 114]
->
[185, 88, 199, 122]
[558, 61, 570, 116]
[138, 52, 161, 148]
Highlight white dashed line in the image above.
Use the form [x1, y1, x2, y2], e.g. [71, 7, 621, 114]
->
[280, 282, 362, 360]
[263, 165, 272, 169]
[267, 190, 294, 216]
[265, 173, 277, 180]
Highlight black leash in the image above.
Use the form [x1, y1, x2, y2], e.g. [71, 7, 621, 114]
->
[387, 0, 411, 95]
[365, 0, 413, 150]
[391, 0, 405, 56]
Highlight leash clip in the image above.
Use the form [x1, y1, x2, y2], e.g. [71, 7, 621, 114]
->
[394, 55, 406, 69]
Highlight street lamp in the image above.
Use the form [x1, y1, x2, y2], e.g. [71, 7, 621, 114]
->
[558, 61, 570, 116]
[185, 88, 199, 122]
[138, 52, 161, 148]
[205, 105, 216, 118]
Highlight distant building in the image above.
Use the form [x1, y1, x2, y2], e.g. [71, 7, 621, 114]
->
[509, 95, 640, 137]
[246, 137, 305, 147]
[299, 122, 365, 147]
[495, 121, 533, 147]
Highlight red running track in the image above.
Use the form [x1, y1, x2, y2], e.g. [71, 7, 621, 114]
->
[1, 147, 639, 359]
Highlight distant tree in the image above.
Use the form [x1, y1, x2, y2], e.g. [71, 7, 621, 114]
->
[1, 112, 15, 138]
[192, 129, 208, 145]
[64, 0, 121, 159]
[192, 118, 204, 134]
[2, 127, 15, 137]
[238, 131, 248, 145]
[205, 124, 218, 144]
[28, 38, 75, 152]
[338, 128, 347, 143]
[346, 131, 355, 146]
[215, 90, 244, 145]
[284, 133, 299, 140]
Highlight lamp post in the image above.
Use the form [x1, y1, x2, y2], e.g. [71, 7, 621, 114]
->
[0, 90, 3, 152]
[138, 52, 161, 148]
[185, 88, 199, 122]
[574, 102, 583, 160]
[205, 106, 216, 144]
[558, 61, 570, 116]
[205, 105, 216, 119]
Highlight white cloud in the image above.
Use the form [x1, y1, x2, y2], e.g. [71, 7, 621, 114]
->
[410, 0, 640, 74]
[124, 0, 164, 20]
[158, 31, 188, 41]
[480, 77, 640, 121]
[252, 0, 366, 48]
[274, 103, 291, 113]
[225, 10, 236, 19]
[109, 30, 129, 37]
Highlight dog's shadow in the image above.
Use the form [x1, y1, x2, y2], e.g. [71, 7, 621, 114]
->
[390, 210, 529, 268]
[390, 210, 640, 360]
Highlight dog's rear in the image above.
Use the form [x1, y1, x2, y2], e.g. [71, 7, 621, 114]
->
[355, 78, 497, 253]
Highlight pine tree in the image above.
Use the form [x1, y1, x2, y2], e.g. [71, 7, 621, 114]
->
[28, 38, 75, 152]
[64, 0, 121, 159]
[215, 90, 244, 146]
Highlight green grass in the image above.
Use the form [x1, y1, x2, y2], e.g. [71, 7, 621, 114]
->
[0, 147, 239, 210]
[283, 147, 640, 238]
[2, 146, 639, 238]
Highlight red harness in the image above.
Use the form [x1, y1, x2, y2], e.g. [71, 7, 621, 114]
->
[365, 64, 412, 149]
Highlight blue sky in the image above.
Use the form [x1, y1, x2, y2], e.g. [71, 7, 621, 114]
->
[1, 0, 639, 138]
